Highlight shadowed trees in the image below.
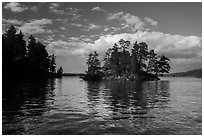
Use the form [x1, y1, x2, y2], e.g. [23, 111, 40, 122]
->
[2, 25, 62, 79]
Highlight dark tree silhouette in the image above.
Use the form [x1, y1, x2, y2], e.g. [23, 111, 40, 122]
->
[82, 51, 103, 81]
[16, 31, 26, 60]
[98, 39, 171, 81]
[102, 48, 112, 77]
[146, 49, 158, 73]
[119, 39, 131, 76]
[57, 67, 63, 75]
[2, 25, 62, 79]
[155, 55, 171, 76]
[49, 54, 56, 74]
[87, 51, 101, 75]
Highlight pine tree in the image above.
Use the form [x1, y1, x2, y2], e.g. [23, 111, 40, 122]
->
[27, 35, 37, 68]
[102, 48, 112, 76]
[155, 55, 171, 76]
[131, 41, 140, 75]
[87, 51, 101, 75]
[35, 41, 50, 72]
[119, 39, 131, 76]
[16, 31, 26, 60]
[49, 54, 56, 74]
[57, 67, 63, 75]
[3, 25, 17, 60]
[110, 43, 121, 76]
[146, 49, 158, 73]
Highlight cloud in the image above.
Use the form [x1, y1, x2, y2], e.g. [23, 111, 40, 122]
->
[49, 4, 82, 20]
[4, 2, 42, 13]
[107, 12, 146, 31]
[4, 2, 28, 12]
[104, 28, 110, 32]
[107, 12, 124, 20]
[60, 31, 201, 62]
[60, 27, 66, 30]
[49, 3, 66, 15]
[47, 40, 87, 56]
[2, 18, 23, 25]
[66, 7, 82, 20]
[70, 23, 102, 31]
[30, 6, 38, 12]
[69, 37, 81, 41]
[144, 17, 158, 26]
[107, 12, 158, 31]
[46, 30, 201, 72]
[121, 13, 145, 30]
[85, 23, 102, 31]
[18, 18, 52, 34]
[70, 23, 83, 27]
[91, 6, 106, 12]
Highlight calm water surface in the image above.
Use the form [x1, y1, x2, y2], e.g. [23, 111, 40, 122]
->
[2, 77, 202, 135]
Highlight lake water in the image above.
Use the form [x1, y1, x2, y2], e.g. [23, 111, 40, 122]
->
[2, 77, 202, 135]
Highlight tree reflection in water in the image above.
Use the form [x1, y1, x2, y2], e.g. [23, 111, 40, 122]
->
[86, 79, 170, 121]
[2, 79, 56, 134]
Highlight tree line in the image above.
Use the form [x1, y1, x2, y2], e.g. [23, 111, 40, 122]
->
[3, 25, 63, 79]
[85, 39, 170, 80]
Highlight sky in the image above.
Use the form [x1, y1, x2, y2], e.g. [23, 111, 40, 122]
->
[2, 2, 202, 73]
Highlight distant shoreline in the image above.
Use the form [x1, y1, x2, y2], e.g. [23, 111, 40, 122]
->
[161, 68, 202, 78]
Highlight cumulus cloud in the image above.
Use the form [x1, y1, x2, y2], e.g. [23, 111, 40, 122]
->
[46, 30, 201, 72]
[70, 23, 83, 27]
[47, 40, 86, 56]
[4, 2, 28, 12]
[104, 28, 110, 32]
[144, 17, 158, 26]
[49, 3, 65, 15]
[121, 13, 145, 30]
[18, 18, 52, 34]
[85, 23, 102, 31]
[49, 3, 82, 20]
[4, 2, 40, 13]
[3, 18, 23, 25]
[49, 31, 201, 71]
[107, 12, 124, 20]
[29, 4, 42, 12]
[69, 37, 81, 41]
[67, 7, 82, 20]
[60, 27, 66, 30]
[91, 6, 106, 12]
[107, 12, 158, 31]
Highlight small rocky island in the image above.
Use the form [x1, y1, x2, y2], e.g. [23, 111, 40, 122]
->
[81, 39, 170, 81]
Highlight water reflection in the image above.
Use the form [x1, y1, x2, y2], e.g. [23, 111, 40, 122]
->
[85, 79, 170, 121]
[2, 79, 56, 134]
[3, 77, 201, 135]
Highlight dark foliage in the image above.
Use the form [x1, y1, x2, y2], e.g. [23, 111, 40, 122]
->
[84, 39, 171, 81]
[3, 25, 63, 81]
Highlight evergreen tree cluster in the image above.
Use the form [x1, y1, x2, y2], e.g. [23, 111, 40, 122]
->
[3, 25, 63, 79]
[85, 39, 170, 80]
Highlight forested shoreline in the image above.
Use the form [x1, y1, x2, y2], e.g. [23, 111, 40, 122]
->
[83, 39, 171, 81]
[3, 25, 170, 82]
[3, 25, 63, 81]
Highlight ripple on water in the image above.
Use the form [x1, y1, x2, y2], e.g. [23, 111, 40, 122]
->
[2, 77, 202, 135]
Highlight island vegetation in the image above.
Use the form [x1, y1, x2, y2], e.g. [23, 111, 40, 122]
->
[82, 39, 170, 81]
[3, 25, 63, 81]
